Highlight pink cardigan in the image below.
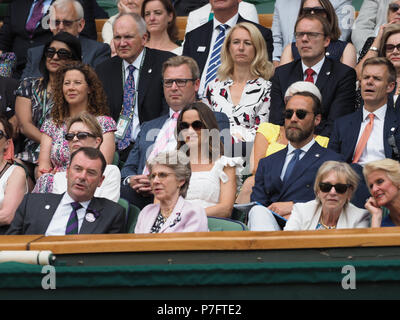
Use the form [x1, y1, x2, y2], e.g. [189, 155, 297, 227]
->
[134, 196, 209, 233]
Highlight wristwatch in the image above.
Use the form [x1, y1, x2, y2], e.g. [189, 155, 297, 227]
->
[123, 176, 131, 186]
[369, 46, 379, 52]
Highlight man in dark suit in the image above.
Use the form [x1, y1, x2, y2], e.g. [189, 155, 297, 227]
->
[95, 12, 175, 160]
[328, 57, 400, 207]
[7, 147, 126, 235]
[268, 14, 356, 137]
[182, 0, 273, 97]
[0, 0, 54, 79]
[120, 55, 230, 209]
[248, 91, 343, 230]
[21, 0, 111, 79]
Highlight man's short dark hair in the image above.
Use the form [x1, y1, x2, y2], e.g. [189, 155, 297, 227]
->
[70, 147, 106, 174]
[288, 91, 322, 115]
[362, 57, 397, 84]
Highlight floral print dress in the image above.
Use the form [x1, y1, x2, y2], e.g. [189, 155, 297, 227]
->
[32, 115, 117, 193]
[203, 77, 271, 142]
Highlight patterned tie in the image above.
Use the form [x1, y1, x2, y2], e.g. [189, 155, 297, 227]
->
[65, 201, 82, 235]
[204, 24, 229, 92]
[26, 0, 45, 37]
[142, 112, 180, 175]
[304, 68, 315, 83]
[118, 65, 136, 151]
[352, 113, 375, 163]
[283, 149, 302, 182]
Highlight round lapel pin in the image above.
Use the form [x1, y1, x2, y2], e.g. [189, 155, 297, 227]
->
[85, 213, 96, 223]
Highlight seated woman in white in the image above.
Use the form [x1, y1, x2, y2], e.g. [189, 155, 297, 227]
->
[51, 112, 120, 202]
[176, 102, 243, 218]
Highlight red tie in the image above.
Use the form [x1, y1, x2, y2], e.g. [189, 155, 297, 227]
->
[305, 68, 315, 83]
[352, 113, 375, 163]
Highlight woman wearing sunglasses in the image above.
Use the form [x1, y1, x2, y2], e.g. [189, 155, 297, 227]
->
[33, 112, 120, 201]
[34, 63, 116, 193]
[356, 0, 400, 80]
[284, 161, 369, 231]
[15, 32, 82, 187]
[135, 150, 208, 233]
[203, 22, 273, 144]
[364, 158, 400, 227]
[176, 102, 243, 218]
[0, 115, 28, 234]
[236, 81, 329, 204]
[279, 0, 356, 68]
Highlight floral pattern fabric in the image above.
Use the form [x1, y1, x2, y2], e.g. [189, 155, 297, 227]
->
[203, 77, 271, 142]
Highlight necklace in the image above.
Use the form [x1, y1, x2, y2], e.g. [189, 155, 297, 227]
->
[319, 216, 336, 229]
[160, 208, 173, 223]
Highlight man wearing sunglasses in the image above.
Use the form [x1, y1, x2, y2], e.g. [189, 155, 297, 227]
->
[248, 91, 343, 231]
[119, 56, 230, 209]
[21, 0, 111, 79]
[328, 57, 400, 207]
[269, 14, 356, 138]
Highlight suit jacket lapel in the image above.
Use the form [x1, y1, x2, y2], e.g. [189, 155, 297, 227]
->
[36, 194, 63, 234]
[346, 109, 363, 161]
[138, 48, 152, 113]
[79, 198, 104, 234]
[384, 106, 399, 157]
[315, 58, 331, 93]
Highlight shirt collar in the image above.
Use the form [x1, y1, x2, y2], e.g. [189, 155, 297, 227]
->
[362, 104, 387, 121]
[287, 138, 316, 155]
[63, 192, 91, 210]
[301, 57, 325, 75]
[213, 13, 239, 30]
[123, 48, 145, 72]
[168, 108, 181, 118]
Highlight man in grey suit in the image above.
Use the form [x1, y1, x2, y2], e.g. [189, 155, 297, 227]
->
[7, 147, 126, 235]
[21, 0, 110, 79]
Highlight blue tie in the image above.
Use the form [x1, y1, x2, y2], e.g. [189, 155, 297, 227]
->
[204, 24, 229, 92]
[118, 65, 136, 151]
[283, 149, 302, 183]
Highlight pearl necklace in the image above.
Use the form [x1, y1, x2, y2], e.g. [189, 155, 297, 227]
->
[319, 217, 336, 229]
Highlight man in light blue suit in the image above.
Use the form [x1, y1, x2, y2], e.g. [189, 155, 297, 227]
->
[248, 90, 342, 230]
[21, 0, 110, 79]
[120, 56, 229, 209]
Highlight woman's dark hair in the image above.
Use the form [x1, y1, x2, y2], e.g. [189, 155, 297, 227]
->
[141, 0, 179, 42]
[176, 102, 224, 161]
[0, 114, 13, 140]
[39, 31, 82, 86]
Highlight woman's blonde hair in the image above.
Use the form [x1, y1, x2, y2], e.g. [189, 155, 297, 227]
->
[314, 161, 359, 206]
[218, 22, 273, 81]
[67, 112, 104, 146]
[363, 158, 400, 192]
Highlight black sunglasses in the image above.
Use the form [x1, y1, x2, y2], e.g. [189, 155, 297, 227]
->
[301, 6, 327, 15]
[65, 132, 96, 141]
[389, 3, 400, 12]
[284, 109, 314, 120]
[319, 182, 351, 194]
[45, 47, 72, 60]
[385, 43, 400, 53]
[178, 120, 206, 131]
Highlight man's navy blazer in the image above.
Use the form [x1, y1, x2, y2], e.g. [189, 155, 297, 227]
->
[268, 58, 356, 137]
[21, 36, 111, 79]
[182, 14, 273, 75]
[95, 48, 176, 123]
[6, 193, 126, 235]
[328, 105, 400, 162]
[250, 141, 343, 207]
[121, 111, 230, 178]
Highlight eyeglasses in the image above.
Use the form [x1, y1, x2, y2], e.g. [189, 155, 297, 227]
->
[162, 78, 195, 87]
[65, 132, 96, 141]
[294, 32, 325, 40]
[284, 109, 314, 120]
[389, 3, 400, 13]
[149, 172, 175, 181]
[319, 182, 351, 194]
[178, 120, 206, 131]
[301, 6, 327, 15]
[385, 43, 400, 53]
[45, 47, 72, 60]
[52, 19, 81, 27]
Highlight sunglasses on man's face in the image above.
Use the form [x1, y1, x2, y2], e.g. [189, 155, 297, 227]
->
[178, 120, 206, 131]
[389, 3, 400, 13]
[284, 109, 314, 120]
[301, 6, 327, 15]
[45, 47, 72, 60]
[65, 132, 96, 141]
[319, 182, 351, 194]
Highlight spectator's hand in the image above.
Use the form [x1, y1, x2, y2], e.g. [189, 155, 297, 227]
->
[268, 201, 293, 218]
[129, 174, 152, 195]
[365, 196, 383, 227]
[118, 1, 133, 14]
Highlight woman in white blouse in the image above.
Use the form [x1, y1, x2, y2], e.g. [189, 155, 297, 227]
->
[203, 22, 274, 143]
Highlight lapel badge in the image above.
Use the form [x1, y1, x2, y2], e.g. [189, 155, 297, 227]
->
[315, 153, 320, 158]
[148, 68, 152, 73]
[45, 205, 50, 210]
[197, 46, 206, 52]
[391, 127, 396, 132]
[326, 71, 330, 76]
[85, 212, 96, 223]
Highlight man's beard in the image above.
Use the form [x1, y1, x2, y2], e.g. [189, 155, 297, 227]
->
[285, 123, 314, 144]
